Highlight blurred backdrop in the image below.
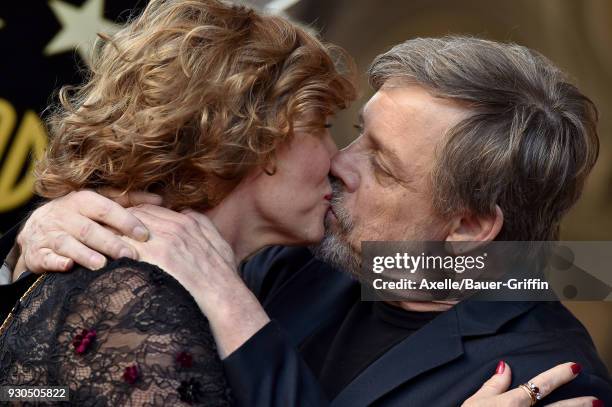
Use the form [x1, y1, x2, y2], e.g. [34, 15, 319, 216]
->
[0, 0, 610, 371]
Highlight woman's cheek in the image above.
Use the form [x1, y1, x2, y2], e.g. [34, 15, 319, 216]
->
[313, 147, 333, 180]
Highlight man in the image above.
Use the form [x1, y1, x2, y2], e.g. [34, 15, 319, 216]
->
[2, 36, 611, 406]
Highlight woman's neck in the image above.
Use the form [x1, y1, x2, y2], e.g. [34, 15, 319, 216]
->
[203, 194, 272, 264]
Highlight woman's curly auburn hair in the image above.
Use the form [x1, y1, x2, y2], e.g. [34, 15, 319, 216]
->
[35, 0, 356, 209]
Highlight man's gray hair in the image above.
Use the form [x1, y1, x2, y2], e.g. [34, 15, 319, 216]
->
[369, 36, 599, 240]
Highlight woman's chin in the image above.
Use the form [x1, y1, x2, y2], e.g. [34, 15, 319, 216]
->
[301, 224, 326, 246]
[300, 229, 325, 246]
[277, 209, 329, 247]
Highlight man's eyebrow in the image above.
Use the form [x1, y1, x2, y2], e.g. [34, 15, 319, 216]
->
[361, 117, 403, 172]
[360, 108, 415, 188]
[372, 135, 403, 170]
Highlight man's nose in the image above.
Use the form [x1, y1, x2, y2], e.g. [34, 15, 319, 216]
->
[330, 146, 360, 193]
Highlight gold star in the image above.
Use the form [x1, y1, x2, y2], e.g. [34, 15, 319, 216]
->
[44, 0, 120, 66]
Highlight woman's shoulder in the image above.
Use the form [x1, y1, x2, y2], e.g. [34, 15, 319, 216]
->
[50, 257, 187, 290]
[44, 258, 198, 302]
[1, 259, 231, 405]
[44, 257, 210, 331]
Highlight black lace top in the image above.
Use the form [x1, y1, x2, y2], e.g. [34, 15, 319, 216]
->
[0, 258, 233, 406]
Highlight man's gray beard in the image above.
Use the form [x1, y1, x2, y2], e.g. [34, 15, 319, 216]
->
[310, 181, 362, 279]
[310, 220, 361, 278]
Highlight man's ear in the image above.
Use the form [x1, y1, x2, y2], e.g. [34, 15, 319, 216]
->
[445, 205, 503, 252]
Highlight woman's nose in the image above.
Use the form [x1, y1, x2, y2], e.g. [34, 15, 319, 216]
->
[330, 147, 360, 193]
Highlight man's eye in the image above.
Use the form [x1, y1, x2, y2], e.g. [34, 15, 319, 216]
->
[369, 155, 393, 179]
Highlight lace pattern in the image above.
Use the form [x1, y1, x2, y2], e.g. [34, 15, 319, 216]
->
[0, 258, 233, 406]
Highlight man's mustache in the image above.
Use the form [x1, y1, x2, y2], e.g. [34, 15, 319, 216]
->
[328, 176, 354, 234]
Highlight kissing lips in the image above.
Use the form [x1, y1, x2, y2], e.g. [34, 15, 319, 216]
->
[326, 205, 337, 222]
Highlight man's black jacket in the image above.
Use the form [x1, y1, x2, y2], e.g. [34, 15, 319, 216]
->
[222, 245, 612, 406]
[1, 228, 611, 406]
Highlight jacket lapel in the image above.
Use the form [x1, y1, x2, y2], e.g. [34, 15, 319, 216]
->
[331, 301, 538, 407]
[263, 259, 359, 347]
[331, 305, 464, 407]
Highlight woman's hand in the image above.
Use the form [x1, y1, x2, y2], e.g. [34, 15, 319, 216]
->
[464, 361, 602, 406]
[17, 189, 162, 272]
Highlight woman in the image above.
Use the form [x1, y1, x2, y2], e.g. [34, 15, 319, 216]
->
[0, 0, 353, 404]
[0, 0, 594, 406]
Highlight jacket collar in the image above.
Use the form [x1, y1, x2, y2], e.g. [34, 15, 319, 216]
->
[263, 258, 360, 347]
[456, 300, 537, 336]
[332, 300, 537, 407]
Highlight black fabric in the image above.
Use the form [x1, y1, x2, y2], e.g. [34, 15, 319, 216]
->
[300, 300, 439, 400]
[2, 231, 612, 406]
[0, 222, 36, 321]
[0, 258, 233, 406]
[223, 246, 612, 407]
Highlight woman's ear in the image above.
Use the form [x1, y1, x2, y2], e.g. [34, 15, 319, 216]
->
[262, 162, 276, 175]
[445, 205, 503, 253]
[262, 158, 277, 176]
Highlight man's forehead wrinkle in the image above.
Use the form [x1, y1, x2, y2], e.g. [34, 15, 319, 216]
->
[364, 91, 413, 141]
[378, 82, 471, 127]
[367, 90, 434, 165]
[357, 92, 425, 194]
[374, 88, 433, 138]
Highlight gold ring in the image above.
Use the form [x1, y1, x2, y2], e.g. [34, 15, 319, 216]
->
[518, 382, 542, 406]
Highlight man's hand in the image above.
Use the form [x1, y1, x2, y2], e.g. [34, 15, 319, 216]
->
[464, 361, 601, 406]
[18, 190, 162, 272]
[121, 204, 270, 358]
[120, 204, 237, 291]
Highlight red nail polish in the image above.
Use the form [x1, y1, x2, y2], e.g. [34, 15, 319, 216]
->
[571, 363, 582, 375]
[495, 360, 505, 374]
[592, 400, 604, 407]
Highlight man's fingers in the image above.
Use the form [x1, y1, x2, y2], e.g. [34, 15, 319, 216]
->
[124, 191, 164, 206]
[133, 204, 189, 223]
[40, 248, 74, 271]
[33, 249, 73, 273]
[127, 207, 172, 229]
[98, 188, 164, 207]
[46, 233, 107, 270]
[469, 361, 512, 399]
[130, 205, 200, 238]
[76, 191, 150, 241]
[546, 397, 601, 407]
[528, 362, 582, 399]
[62, 214, 138, 260]
[126, 208, 178, 243]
